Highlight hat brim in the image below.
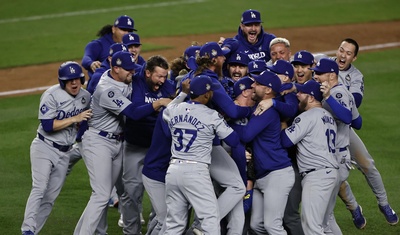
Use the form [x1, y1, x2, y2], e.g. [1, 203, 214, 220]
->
[118, 27, 137, 32]
[122, 63, 142, 71]
[241, 20, 263, 25]
[186, 57, 198, 71]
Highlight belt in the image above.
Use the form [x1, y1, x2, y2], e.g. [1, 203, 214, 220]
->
[98, 131, 124, 141]
[170, 158, 198, 164]
[300, 166, 330, 178]
[38, 133, 72, 152]
[338, 147, 347, 152]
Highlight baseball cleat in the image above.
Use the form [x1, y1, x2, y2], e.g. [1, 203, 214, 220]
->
[351, 205, 367, 229]
[118, 214, 124, 228]
[140, 212, 145, 225]
[22, 231, 35, 235]
[379, 204, 399, 225]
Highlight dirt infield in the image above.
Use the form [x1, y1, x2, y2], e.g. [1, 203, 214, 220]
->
[1, 20, 399, 96]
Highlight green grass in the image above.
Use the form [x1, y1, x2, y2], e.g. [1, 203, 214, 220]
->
[0, 0, 399, 68]
[1, 49, 400, 234]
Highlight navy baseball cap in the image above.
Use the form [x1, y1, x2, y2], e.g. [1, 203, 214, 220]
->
[267, 60, 294, 79]
[295, 80, 323, 102]
[114, 15, 136, 31]
[228, 52, 249, 66]
[234, 76, 254, 97]
[199, 42, 230, 59]
[291, 50, 315, 65]
[111, 51, 141, 71]
[109, 43, 127, 57]
[190, 75, 219, 96]
[241, 9, 262, 24]
[123, 33, 141, 46]
[252, 70, 281, 93]
[248, 60, 267, 75]
[309, 58, 339, 75]
[184, 45, 201, 61]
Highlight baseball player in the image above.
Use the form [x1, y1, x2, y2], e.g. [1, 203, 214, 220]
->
[163, 75, 241, 234]
[82, 15, 135, 80]
[120, 55, 176, 235]
[73, 51, 141, 235]
[313, 58, 362, 233]
[86, 43, 128, 95]
[291, 50, 315, 85]
[233, 71, 295, 234]
[122, 32, 146, 66]
[190, 42, 252, 233]
[221, 9, 276, 63]
[281, 80, 340, 235]
[21, 62, 92, 235]
[267, 37, 291, 66]
[330, 38, 398, 227]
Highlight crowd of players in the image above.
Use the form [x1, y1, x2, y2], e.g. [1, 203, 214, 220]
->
[20, 9, 398, 235]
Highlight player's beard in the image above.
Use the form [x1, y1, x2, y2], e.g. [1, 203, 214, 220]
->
[298, 95, 309, 112]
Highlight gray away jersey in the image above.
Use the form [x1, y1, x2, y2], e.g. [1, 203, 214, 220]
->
[285, 107, 339, 173]
[163, 101, 234, 164]
[322, 84, 360, 149]
[89, 71, 132, 134]
[331, 56, 364, 97]
[37, 84, 91, 145]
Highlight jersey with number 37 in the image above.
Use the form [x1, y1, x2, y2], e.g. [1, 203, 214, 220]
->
[163, 101, 234, 164]
[89, 70, 132, 134]
[284, 107, 339, 173]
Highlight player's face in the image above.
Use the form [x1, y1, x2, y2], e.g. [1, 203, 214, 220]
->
[240, 23, 262, 45]
[296, 92, 309, 112]
[128, 44, 142, 62]
[270, 43, 291, 63]
[146, 66, 168, 91]
[228, 64, 248, 82]
[117, 67, 135, 84]
[251, 81, 267, 102]
[112, 26, 131, 43]
[64, 78, 82, 96]
[336, 41, 357, 71]
[313, 71, 329, 84]
[293, 64, 313, 84]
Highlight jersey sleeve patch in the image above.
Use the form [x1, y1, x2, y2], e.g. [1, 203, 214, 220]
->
[335, 93, 343, 99]
[108, 91, 115, 98]
[40, 104, 49, 114]
[81, 97, 87, 104]
[294, 117, 301, 123]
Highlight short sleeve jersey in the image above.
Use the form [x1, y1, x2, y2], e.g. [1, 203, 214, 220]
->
[163, 101, 234, 164]
[322, 84, 360, 148]
[89, 70, 132, 134]
[331, 57, 364, 97]
[37, 85, 91, 145]
[284, 107, 339, 173]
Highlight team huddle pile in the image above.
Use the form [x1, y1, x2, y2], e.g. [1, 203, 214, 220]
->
[21, 9, 398, 235]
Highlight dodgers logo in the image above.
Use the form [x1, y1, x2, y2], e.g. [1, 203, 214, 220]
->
[40, 104, 49, 114]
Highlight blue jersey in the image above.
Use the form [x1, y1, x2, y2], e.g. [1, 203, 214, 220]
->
[142, 109, 172, 183]
[224, 27, 276, 63]
[81, 33, 114, 79]
[124, 67, 176, 147]
[233, 107, 292, 179]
